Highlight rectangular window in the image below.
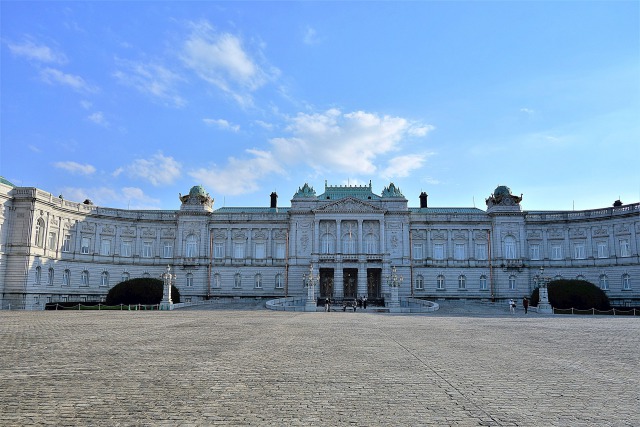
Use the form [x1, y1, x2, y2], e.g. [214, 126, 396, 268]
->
[48, 232, 57, 250]
[434, 243, 445, 260]
[454, 244, 465, 260]
[620, 240, 630, 258]
[597, 242, 608, 258]
[475, 243, 487, 260]
[121, 241, 132, 257]
[214, 243, 225, 259]
[81, 237, 91, 254]
[275, 275, 283, 289]
[100, 239, 111, 256]
[142, 242, 152, 258]
[163, 243, 173, 258]
[255, 243, 266, 260]
[413, 244, 423, 260]
[62, 270, 70, 286]
[62, 234, 71, 252]
[479, 276, 488, 290]
[573, 244, 585, 260]
[275, 243, 285, 260]
[529, 244, 540, 260]
[551, 245, 562, 260]
[233, 243, 245, 259]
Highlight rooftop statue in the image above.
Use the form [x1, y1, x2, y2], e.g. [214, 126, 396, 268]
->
[381, 182, 405, 198]
[293, 183, 316, 198]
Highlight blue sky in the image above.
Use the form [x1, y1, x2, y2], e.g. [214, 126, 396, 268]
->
[1, 1, 638, 211]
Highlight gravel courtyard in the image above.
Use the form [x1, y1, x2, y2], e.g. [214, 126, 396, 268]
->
[1, 304, 638, 426]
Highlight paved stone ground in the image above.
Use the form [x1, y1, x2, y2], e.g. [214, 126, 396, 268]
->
[0, 302, 638, 426]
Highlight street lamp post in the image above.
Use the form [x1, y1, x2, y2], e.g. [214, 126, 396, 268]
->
[386, 265, 403, 310]
[536, 267, 553, 314]
[303, 264, 319, 311]
[160, 265, 176, 310]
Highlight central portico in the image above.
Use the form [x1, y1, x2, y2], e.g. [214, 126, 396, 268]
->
[290, 180, 409, 302]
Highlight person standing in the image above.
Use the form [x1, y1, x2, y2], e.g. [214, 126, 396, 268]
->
[522, 297, 529, 314]
[363, 296, 367, 310]
[509, 299, 516, 314]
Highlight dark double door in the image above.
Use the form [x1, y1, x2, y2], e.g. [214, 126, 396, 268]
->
[320, 267, 381, 299]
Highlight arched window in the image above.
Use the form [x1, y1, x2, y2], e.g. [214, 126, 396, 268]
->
[509, 275, 517, 290]
[554, 275, 563, 281]
[275, 274, 283, 289]
[48, 268, 55, 286]
[599, 274, 609, 290]
[234, 273, 242, 288]
[503, 236, 517, 259]
[186, 273, 193, 287]
[576, 275, 586, 281]
[436, 275, 445, 290]
[121, 272, 130, 282]
[81, 270, 89, 287]
[185, 235, 197, 258]
[255, 273, 262, 289]
[35, 218, 45, 247]
[622, 274, 631, 290]
[35, 266, 42, 285]
[365, 234, 377, 254]
[62, 269, 70, 286]
[101, 271, 109, 287]
[479, 275, 488, 290]
[415, 274, 424, 290]
[321, 233, 334, 254]
[458, 275, 466, 289]
[213, 273, 221, 288]
[143, 272, 150, 278]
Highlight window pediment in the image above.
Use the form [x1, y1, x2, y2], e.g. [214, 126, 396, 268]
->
[314, 197, 384, 214]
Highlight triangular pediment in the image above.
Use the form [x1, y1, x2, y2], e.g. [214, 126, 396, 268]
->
[314, 197, 384, 213]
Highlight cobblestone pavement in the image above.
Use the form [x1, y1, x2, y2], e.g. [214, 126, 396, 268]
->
[1, 304, 638, 426]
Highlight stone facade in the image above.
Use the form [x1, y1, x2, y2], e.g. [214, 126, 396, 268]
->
[0, 179, 638, 310]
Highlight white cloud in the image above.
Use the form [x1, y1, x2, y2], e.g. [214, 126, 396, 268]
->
[380, 154, 431, 179]
[57, 186, 160, 209]
[253, 120, 274, 131]
[6, 39, 67, 64]
[28, 145, 42, 153]
[40, 68, 98, 93]
[408, 125, 435, 137]
[122, 152, 181, 186]
[53, 161, 96, 175]
[181, 20, 277, 107]
[88, 112, 109, 127]
[80, 100, 92, 109]
[520, 107, 535, 114]
[303, 26, 319, 45]
[113, 59, 186, 108]
[189, 149, 284, 195]
[203, 118, 240, 132]
[270, 109, 430, 175]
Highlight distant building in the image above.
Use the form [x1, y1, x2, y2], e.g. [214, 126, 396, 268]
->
[0, 177, 638, 310]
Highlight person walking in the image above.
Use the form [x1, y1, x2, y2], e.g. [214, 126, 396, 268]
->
[509, 299, 516, 314]
[363, 296, 367, 310]
[522, 297, 529, 314]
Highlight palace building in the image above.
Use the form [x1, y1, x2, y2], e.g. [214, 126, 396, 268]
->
[0, 177, 638, 310]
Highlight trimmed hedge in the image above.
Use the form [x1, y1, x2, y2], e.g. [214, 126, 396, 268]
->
[530, 279, 610, 311]
[106, 278, 181, 305]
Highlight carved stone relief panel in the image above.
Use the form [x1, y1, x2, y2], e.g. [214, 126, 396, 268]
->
[548, 228, 564, 239]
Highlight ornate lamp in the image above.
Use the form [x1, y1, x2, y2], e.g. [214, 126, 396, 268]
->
[160, 265, 176, 310]
[303, 264, 319, 311]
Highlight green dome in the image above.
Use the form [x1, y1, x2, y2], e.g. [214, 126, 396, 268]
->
[189, 185, 207, 197]
[494, 185, 512, 196]
[0, 176, 16, 187]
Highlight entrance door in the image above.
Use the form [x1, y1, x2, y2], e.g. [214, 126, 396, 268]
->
[343, 268, 357, 299]
[367, 268, 381, 299]
[320, 268, 334, 298]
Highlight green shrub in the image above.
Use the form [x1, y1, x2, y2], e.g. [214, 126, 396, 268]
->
[106, 278, 181, 305]
[530, 279, 610, 310]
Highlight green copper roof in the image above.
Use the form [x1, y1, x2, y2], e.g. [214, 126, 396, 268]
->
[410, 207, 486, 214]
[0, 176, 15, 187]
[214, 207, 290, 213]
[317, 180, 380, 201]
